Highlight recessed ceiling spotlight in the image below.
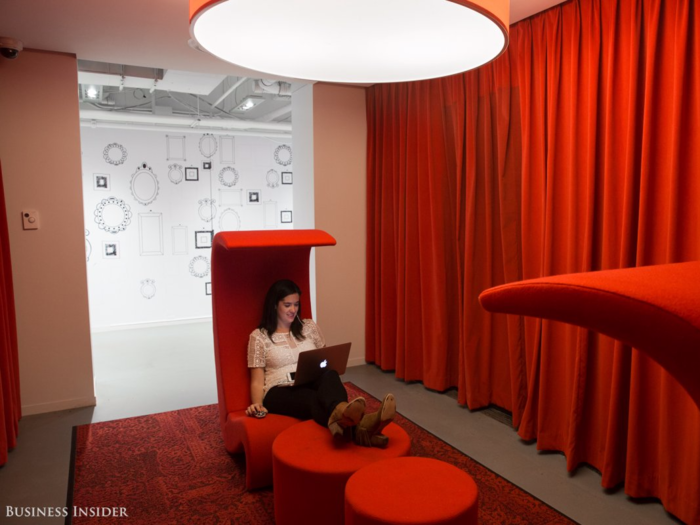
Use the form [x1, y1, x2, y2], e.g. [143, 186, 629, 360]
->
[189, 0, 509, 83]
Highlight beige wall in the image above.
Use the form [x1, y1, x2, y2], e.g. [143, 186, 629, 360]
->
[313, 83, 367, 366]
[0, 50, 95, 415]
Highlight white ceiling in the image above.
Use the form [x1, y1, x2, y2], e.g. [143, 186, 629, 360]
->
[1, 0, 567, 82]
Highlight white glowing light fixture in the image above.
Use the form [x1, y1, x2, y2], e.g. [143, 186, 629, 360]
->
[233, 96, 265, 112]
[81, 84, 103, 101]
[189, 0, 509, 83]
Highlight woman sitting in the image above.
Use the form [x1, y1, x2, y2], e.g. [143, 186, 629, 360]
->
[246, 279, 396, 447]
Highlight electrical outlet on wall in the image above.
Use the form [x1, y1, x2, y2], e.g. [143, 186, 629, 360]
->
[21, 210, 39, 230]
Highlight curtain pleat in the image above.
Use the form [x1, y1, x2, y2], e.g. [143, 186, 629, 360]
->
[365, 0, 700, 522]
[366, 80, 463, 391]
[0, 161, 21, 466]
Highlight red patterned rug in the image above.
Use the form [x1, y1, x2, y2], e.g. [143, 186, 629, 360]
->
[67, 384, 577, 524]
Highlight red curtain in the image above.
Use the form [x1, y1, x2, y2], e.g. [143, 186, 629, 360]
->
[0, 161, 21, 466]
[366, 0, 700, 522]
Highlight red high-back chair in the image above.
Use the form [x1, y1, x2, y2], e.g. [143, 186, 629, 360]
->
[211, 229, 336, 489]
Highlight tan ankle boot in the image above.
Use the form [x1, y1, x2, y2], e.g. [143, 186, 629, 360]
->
[354, 394, 396, 447]
[328, 397, 366, 437]
[369, 434, 389, 448]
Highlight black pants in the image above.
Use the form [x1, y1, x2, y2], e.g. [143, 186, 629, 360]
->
[264, 369, 348, 427]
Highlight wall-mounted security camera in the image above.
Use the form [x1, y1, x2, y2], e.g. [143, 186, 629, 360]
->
[0, 37, 24, 60]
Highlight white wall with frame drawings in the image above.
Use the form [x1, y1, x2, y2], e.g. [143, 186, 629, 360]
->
[81, 127, 294, 330]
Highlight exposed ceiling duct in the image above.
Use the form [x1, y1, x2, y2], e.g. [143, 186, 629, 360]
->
[79, 109, 292, 139]
[254, 79, 292, 97]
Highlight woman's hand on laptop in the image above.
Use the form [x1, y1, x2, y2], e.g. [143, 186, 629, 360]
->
[246, 403, 268, 417]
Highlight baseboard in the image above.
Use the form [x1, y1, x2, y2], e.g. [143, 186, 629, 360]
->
[22, 395, 97, 416]
[348, 356, 367, 368]
[91, 316, 213, 333]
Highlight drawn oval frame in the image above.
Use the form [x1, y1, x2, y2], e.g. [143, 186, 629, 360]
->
[199, 134, 218, 158]
[198, 198, 217, 222]
[168, 164, 184, 185]
[140, 279, 156, 299]
[85, 229, 92, 262]
[219, 208, 241, 231]
[130, 165, 160, 206]
[266, 169, 280, 188]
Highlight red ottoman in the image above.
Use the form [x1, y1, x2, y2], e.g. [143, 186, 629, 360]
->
[272, 420, 411, 525]
[345, 457, 478, 525]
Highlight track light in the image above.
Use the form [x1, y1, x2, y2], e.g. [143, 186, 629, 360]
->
[233, 96, 265, 112]
[81, 84, 103, 101]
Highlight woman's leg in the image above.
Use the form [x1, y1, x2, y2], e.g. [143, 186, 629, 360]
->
[264, 385, 317, 421]
[308, 369, 348, 426]
[264, 370, 349, 427]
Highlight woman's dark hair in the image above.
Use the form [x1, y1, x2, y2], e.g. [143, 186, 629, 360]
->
[259, 279, 305, 342]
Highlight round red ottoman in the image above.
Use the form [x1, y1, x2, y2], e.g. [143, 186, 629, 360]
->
[345, 457, 478, 525]
[272, 419, 411, 525]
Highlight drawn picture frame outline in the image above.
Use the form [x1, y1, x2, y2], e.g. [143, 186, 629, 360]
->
[94, 197, 132, 234]
[219, 189, 243, 207]
[85, 229, 92, 262]
[274, 144, 292, 166]
[199, 134, 218, 158]
[189, 255, 210, 278]
[266, 169, 280, 188]
[247, 189, 262, 205]
[103, 143, 128, 165]
[140, 279, 156, 299]
[102, 240, 120, 259]
[218, 166, 239, 187]
[198, 198, 217, 222]
[138, 212, 164, 256]
[220, 136, 235, 164]
[130, 162, 160, 206]
[166, 135, 186, 162]
[264, 200, 278, 228]
[168, 164, 184, 185]
[195, 230, 214, 249]
[218, 208, 242, 231]
[172, 225, 189, 255]
[93, 173, 110, 191]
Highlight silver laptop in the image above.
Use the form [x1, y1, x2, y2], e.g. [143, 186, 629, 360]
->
[289, 342, 352, 386]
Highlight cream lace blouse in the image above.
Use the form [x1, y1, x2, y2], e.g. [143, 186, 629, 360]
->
[247, 319, 326, 397]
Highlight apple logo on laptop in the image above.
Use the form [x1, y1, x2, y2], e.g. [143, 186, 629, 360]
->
[320, 359, 328, 369]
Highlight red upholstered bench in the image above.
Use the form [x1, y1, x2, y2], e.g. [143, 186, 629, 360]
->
[272, 420, 411, 525]
[478, 261, 700, 408]
[345, 457, 478, 525]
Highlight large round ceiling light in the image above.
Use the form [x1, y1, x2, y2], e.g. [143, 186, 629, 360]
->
[189, 0, 509, 83]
